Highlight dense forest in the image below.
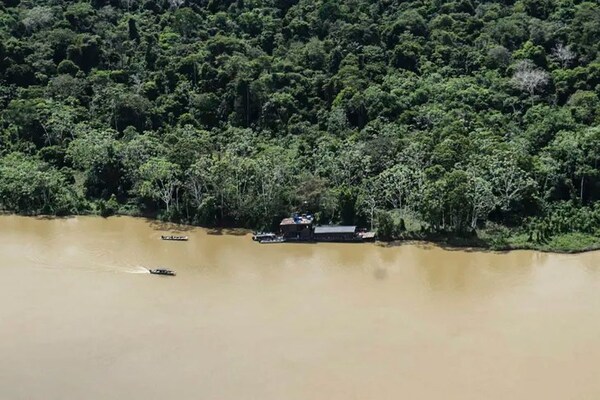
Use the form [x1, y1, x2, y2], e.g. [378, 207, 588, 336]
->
[1, 0, 599, 249]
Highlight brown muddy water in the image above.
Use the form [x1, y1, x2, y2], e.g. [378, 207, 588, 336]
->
[1, 215, 599, 400]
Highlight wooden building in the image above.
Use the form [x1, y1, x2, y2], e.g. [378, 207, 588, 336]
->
[279, 214, 314, 241]
[312, 226, 359, 242]
[273, 213, 374, 243]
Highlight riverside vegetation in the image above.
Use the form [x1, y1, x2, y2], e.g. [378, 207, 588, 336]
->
[0, 0, 599, 252]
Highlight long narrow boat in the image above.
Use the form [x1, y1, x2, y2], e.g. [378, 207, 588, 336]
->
[252, 232, 277, 241]
[161, 235, 189, 241]
[259, 237, 286, 244]
[149, 268, 176, 276]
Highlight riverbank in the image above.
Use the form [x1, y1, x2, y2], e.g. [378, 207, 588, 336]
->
[4, 208, 599, 254]
[491, 232, 600, 254]
[385, 230, 600, 254]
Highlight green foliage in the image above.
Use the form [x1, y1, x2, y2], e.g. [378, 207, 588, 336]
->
[56, 59, 80, 75]
[0, 0, 599, 245]
[136, 157, 180, 214]
[0, 152, 78, 214]
[376, 211, 395, 241]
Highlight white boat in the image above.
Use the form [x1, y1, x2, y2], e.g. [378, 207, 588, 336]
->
[252, 232, 277, 241]
[161, 235, 189, 241]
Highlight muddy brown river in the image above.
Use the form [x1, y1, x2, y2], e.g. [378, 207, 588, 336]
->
[1, 215, 599, 399]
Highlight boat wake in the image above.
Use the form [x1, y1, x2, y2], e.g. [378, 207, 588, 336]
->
[98, 262, 150, 274]
[21, 238, 154, 275]
[127, 266, 151, 274]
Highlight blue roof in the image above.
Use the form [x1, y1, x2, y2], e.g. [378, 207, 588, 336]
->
[314, 226, 357, 234]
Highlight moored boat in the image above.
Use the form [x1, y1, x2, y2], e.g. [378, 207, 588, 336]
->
[149, 268, 176, 276]
[252, 213, 375, 244]
[252, 232, 277, 241]
[161, 235, 189, 241]
[259, 237, 286, 244]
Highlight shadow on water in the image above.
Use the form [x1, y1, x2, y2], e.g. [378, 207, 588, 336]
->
[144, 218, 250, 236]
[146, 219, 196, 232]
[374, 267, 388, 280]
[206, 227, 250, 236]
[436, 243, 511, 255]
[34, 215, 76, 221]
[382, 240, 512, 255]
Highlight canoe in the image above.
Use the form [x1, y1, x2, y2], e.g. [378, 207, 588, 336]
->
[149, 268, 176, 276]
[161, 235, 189, 241]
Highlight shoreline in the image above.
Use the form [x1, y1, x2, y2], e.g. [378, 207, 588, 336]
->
[382, 236, 600, 255]
[2, 211, 599, 255]
[382, 229, 600, 255]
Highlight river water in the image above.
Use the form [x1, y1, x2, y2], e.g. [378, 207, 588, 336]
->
[0, 215, 599, 399]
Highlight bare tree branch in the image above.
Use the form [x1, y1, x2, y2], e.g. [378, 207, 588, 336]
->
[551, 43, 576, 68]
[511, 60, 549, 105]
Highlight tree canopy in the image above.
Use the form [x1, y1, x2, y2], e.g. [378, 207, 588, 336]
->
[0, 0, 599, 240]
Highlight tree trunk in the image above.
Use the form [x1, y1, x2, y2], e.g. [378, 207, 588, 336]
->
[471, 206, 477, 229]
[246, 85, 250, 127]
[220, 192, 224, 221]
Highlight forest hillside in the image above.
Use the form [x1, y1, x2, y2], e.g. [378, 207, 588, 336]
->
[1, 0, 600, 249]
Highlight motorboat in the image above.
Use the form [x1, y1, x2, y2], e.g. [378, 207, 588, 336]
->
[161, 235, 189, 241]
[149, 268, 176, 276]
[252, 232, 277, 241]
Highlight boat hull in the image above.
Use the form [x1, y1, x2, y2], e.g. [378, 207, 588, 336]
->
[259, 238, 286, 244]
[161, 236, 188, 241]
[149, 269, 176, 276]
